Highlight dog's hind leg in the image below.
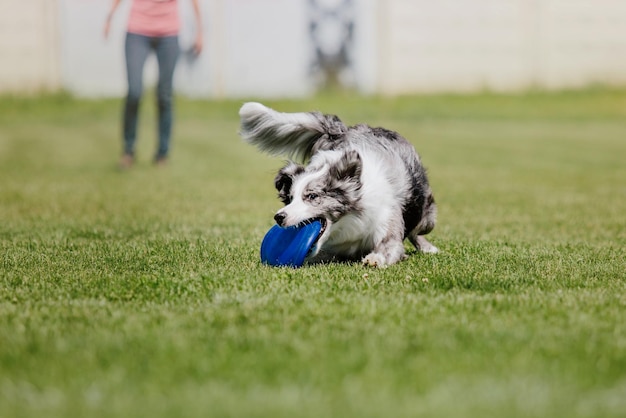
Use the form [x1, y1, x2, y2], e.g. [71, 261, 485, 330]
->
[409, 235, 439, 254]
[407, 193, 438, 253]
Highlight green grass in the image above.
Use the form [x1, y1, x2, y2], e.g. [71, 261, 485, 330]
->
[1, 89, 625, 417]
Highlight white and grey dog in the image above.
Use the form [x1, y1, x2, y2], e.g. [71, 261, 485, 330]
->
[239, 102, 438, 267]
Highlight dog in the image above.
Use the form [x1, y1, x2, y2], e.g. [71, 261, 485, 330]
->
[239, 102, 438, 267]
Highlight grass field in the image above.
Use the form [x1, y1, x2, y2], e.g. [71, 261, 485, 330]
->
[1, 89, 625, 417]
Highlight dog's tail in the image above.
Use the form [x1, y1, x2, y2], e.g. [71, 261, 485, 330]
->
[239, 102, 346, 162]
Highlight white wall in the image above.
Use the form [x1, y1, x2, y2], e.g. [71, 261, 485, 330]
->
[216, 0, 314, 98]
[377, 0, 534, 93]
[60, 0, 127, 96]
[538, 0, 626, 89]
[3, 0, 626, 97]
[377, 0, 626, 94]
[347, 0, 379, 94]
[0, 0, 60, 93]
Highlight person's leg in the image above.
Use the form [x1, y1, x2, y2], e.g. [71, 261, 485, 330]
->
[153, 35, 180, 161]
[122, 32, 151, 159]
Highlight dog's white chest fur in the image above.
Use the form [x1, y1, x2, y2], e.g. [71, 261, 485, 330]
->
[314, 151, 404, 258]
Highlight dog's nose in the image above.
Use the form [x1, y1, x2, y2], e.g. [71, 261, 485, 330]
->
[274, 212, 286, 226]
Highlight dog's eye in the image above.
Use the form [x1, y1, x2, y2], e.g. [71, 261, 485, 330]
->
[306, 193, 319, 201]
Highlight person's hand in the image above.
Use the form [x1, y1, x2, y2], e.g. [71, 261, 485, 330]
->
[193, 32, 203, 55]
[104, 1, 121, 40]
[104, 16, 112, 39]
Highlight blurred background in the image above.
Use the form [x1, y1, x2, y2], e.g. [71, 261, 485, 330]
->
[2, 0, 626, 99]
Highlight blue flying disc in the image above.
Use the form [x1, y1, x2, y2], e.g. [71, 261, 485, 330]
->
[260, 220, 324, 267]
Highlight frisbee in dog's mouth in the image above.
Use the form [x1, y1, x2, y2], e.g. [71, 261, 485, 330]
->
[260, 218, 327, 267]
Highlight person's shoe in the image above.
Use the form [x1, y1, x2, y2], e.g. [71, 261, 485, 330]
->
[118, 154, 134, 170]
[154, 156, 168, 167]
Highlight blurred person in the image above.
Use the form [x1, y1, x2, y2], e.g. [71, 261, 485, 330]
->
[104, 0, 203, 169]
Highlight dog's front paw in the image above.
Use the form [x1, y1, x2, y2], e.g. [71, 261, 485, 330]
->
[362, 253, 387, 268]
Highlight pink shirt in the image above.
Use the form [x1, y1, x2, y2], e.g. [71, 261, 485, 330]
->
[127, 0, 180, 37]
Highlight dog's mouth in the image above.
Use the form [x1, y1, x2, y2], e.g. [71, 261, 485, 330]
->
[294, 217, 328, 253]
[298, 217, 327, 243]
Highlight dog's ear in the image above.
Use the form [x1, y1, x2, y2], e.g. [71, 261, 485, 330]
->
[331, 150, 362, 181]
[274, 162, 305, 205]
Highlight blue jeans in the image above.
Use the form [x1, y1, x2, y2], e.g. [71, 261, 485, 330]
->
[123, 32, 180, 160]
